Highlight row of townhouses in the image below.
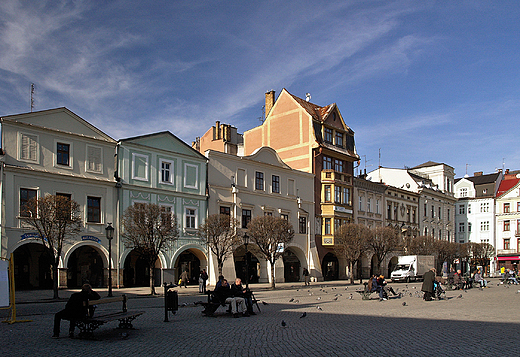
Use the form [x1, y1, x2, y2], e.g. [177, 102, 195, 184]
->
[0, 89, 510, 290]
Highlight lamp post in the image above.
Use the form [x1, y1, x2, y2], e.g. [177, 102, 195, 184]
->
[105, 223, 114, 297]
[243, 232, 249, 289]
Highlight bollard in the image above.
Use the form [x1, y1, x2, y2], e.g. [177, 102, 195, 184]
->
[164, 282, 178, 322]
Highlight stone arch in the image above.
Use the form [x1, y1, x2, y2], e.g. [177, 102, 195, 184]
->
[283, 244, 307, 283]
[64, 242, 107, 288]
[172, 245, 208, 285]
[11, 239, 54, 290]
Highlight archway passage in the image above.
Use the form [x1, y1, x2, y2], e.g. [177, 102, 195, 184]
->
[67, 245, 105, 288]
[13, 242, 53, 290]
[176, 250, 201, 285]
[123, 250, 161, 287]
[234, 246, 260, 284]
[283, 249, 301, 282]
[322, 253, 339, 281]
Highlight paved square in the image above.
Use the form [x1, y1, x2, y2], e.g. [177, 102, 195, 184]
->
[1, 279, 520, 356]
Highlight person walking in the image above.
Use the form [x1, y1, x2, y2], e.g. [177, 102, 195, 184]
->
[421, 268, 436, 301]
[180, 269, 189, 288]
[199, 269, 208, 293]
[303, 267, 310, 286]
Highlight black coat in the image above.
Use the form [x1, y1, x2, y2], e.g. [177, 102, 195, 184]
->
[64, 290, 100, 318]
[421, 270, 435, 293]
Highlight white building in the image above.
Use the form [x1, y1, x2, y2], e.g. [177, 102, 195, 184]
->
[495, 174, 520, 272]
[205, 147, 316, 284]
[0, 108, 118, 289]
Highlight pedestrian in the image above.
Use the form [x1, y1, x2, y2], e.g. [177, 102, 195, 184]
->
[303, 267, 310, 286]
[421, 268, 436, 301]
[180, 269, 189, 288]
[199, 269, 208, 293]
[52, 283, 100, 339]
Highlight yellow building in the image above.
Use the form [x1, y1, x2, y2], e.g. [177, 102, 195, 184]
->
[244, 89, 359, 280]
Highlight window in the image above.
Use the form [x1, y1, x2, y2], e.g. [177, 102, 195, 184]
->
[281, 214, 289, 221]
[342, 187, 350, 205]
[335, 186, 341, 203]
[264, 211, 273, 216]
[324, 218, 331, 235]
[184, 163, 198, 189]
[287, 179, 295, 196]
[186, 208, 197, 229]
[87, 197, 101, 223]
[459, 205, 465, 215]
[431, 205, 435, 218]
[517, 219, 520, 234]
[504, 239, 510, 250]
[424, 203, 427, 217]
[220, 206, 230, 215]
[86, 145, 102, 172]
[334, 218, 341, 232]
[132, 153, 149, 181]
[480, 221, 489, 231]
[387, 204, 392, 220]
[242, 209, 251, 229]
[439, 206, 442, 218]
[20, 188, 37, 217]
[20, 133, 38, 162]
[447, 209, 450, 220]
[57, 142, 70, 166]
[324, 127, 333, 143]
[359, 196, 363, 211]
[407, 207, 411, 222]
[335, 132, 343, 147]
[468, 222, 472, 232]
[480, 202, 489, 213]
[272, 175, 280, 193]
[160, 159, 174, 184]
[412, 209, 416, 223]
[467, 205, 470, 214]
[394, 205, 398, 220]
[160, 205, 173, 227]
[325, 185, 331, 202]
[518, 202, 520, 212]
[367, 198, 372, 213]
[459, 188, 468, 197]
[323, 156, 332, 170]
[376, 199, 380, 214]
[334, 159, 343, 173]
[299, 217, 307, 234]
[237, 168, 246, 187]
[255, 172, 264, 190]
[56, 193, 72, 217]
[504, 220, 510, 231]
[504, 203, 510, 213]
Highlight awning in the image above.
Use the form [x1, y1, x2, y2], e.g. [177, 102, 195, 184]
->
[497, 256, 520, 261]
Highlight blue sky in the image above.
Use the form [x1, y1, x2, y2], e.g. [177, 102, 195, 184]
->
[1, 0, 519, 178]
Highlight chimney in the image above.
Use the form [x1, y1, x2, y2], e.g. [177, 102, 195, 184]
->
[265, 90, 275, 119]
[213, 121, 221, 140]
[506, 169, 510, 175]
[474, 171, 483, 176]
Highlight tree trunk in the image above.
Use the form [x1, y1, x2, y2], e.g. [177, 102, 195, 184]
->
[218, 259, 223, 277]
[270, 261, 276, 289]
[349, 261, 354, 285]
[52, 259, 59, 299]
[149, 265, 155, 295]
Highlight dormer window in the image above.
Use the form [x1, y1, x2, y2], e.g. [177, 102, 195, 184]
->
[324, 127, 333, 144]
[335, 132, 343, 147]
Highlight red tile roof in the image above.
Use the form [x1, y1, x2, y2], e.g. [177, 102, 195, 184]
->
[496, 178, 520, 198]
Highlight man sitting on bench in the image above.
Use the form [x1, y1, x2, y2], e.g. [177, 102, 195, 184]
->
[231, 278, 255, 315]
[53, 283, 100, 339]
[216, 279, 248, 317]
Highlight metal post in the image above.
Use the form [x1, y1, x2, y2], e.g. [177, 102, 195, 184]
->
[243, 233, 249, 289]
[105, 223, 114, 297]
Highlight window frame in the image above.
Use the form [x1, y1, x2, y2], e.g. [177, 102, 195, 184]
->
[255, 171, 264, 191]
[299, 216, 307, 234]
[19, 188, 38, 217]
[335, 131, 343, 147]
[132, 153, 149, 181]
[19, 132, 39, 163]
[183, 163, 199, 189]
[87, 196, 102, 223]
[55, 140, 73, 169]
[185, 207, 198, 230]
[242, 209, 252, 229]
[160, 158, 175, 185]
[272, 175, 280, 194]
[324, 127, 333, 144]
[85, 144, 103, 173]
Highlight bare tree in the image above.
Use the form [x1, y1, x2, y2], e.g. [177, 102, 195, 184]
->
[367, 226, 401, 275]
[334, 223, 371, 284]
[247, 216, 294, 289]
[433, 240, 458, 273]
[469, 242, 495, 272]
[407, 235, 436, 255]
[122, 203, 179, 295]
[20, 194, 82, 299]
[199, 214, 241, 276]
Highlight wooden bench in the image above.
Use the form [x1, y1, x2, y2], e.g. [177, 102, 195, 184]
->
[75, 295, 144, 339]
[200, 290, 260, 316]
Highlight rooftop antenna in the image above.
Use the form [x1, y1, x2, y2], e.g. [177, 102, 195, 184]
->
[465, 164, 471, 176]
[378, 148, 381, 168]
[257, 105, 265, 124]
[30, 83, 35, 112]
[305, 93, 311, 102]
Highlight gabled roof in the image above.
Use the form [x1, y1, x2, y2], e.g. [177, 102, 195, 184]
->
[497, 178, 520, 198]
[412, 161, 442, 169]
[455, 172, 500, 186]
[119, 131, 206, 160]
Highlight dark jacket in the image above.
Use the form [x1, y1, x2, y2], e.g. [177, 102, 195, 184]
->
[64, 289, 100, 318]
[421, 270, 435, 293]
[214, 284, 232, 304]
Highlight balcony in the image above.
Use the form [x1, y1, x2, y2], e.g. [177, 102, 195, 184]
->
[321, 170, 352, 185]
[497, 249, 517, 255]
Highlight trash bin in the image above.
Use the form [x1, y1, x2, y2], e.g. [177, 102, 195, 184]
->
[164, 283, 178, 322]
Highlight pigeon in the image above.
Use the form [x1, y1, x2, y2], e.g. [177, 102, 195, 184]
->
[289, 298, 294, 302]
[317, 296, 321, 300]
[316, 306, 322, 310]
[262, 301, 269, 305]
[300, 312, 307, 318]
[457, 294, 462, 299]
[345, 287, 348, 291]
[296, 289, 299, 292]
[402, 302, 407, 306]
[333, 296, 338, 301]
[281, 320, 286, 327]
[349, 294, 353, 300]
[294, 300, 299, 303]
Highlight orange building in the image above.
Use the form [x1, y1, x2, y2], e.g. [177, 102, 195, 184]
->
[192, 121, 243, 155]
[244, 89, 359, 280]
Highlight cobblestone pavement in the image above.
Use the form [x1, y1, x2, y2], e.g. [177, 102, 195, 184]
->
[1, 279, 520, 356]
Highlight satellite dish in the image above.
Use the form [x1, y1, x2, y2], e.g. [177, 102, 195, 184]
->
[305, 93, 311, 102]
[516, 174, 520, 178]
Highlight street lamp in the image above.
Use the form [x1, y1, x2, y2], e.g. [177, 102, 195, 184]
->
[243, 232, 249, 289]
[105, 223, 114, 297]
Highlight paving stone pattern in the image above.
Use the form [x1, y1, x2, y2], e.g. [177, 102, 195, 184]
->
[1, 279, 520, 356]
